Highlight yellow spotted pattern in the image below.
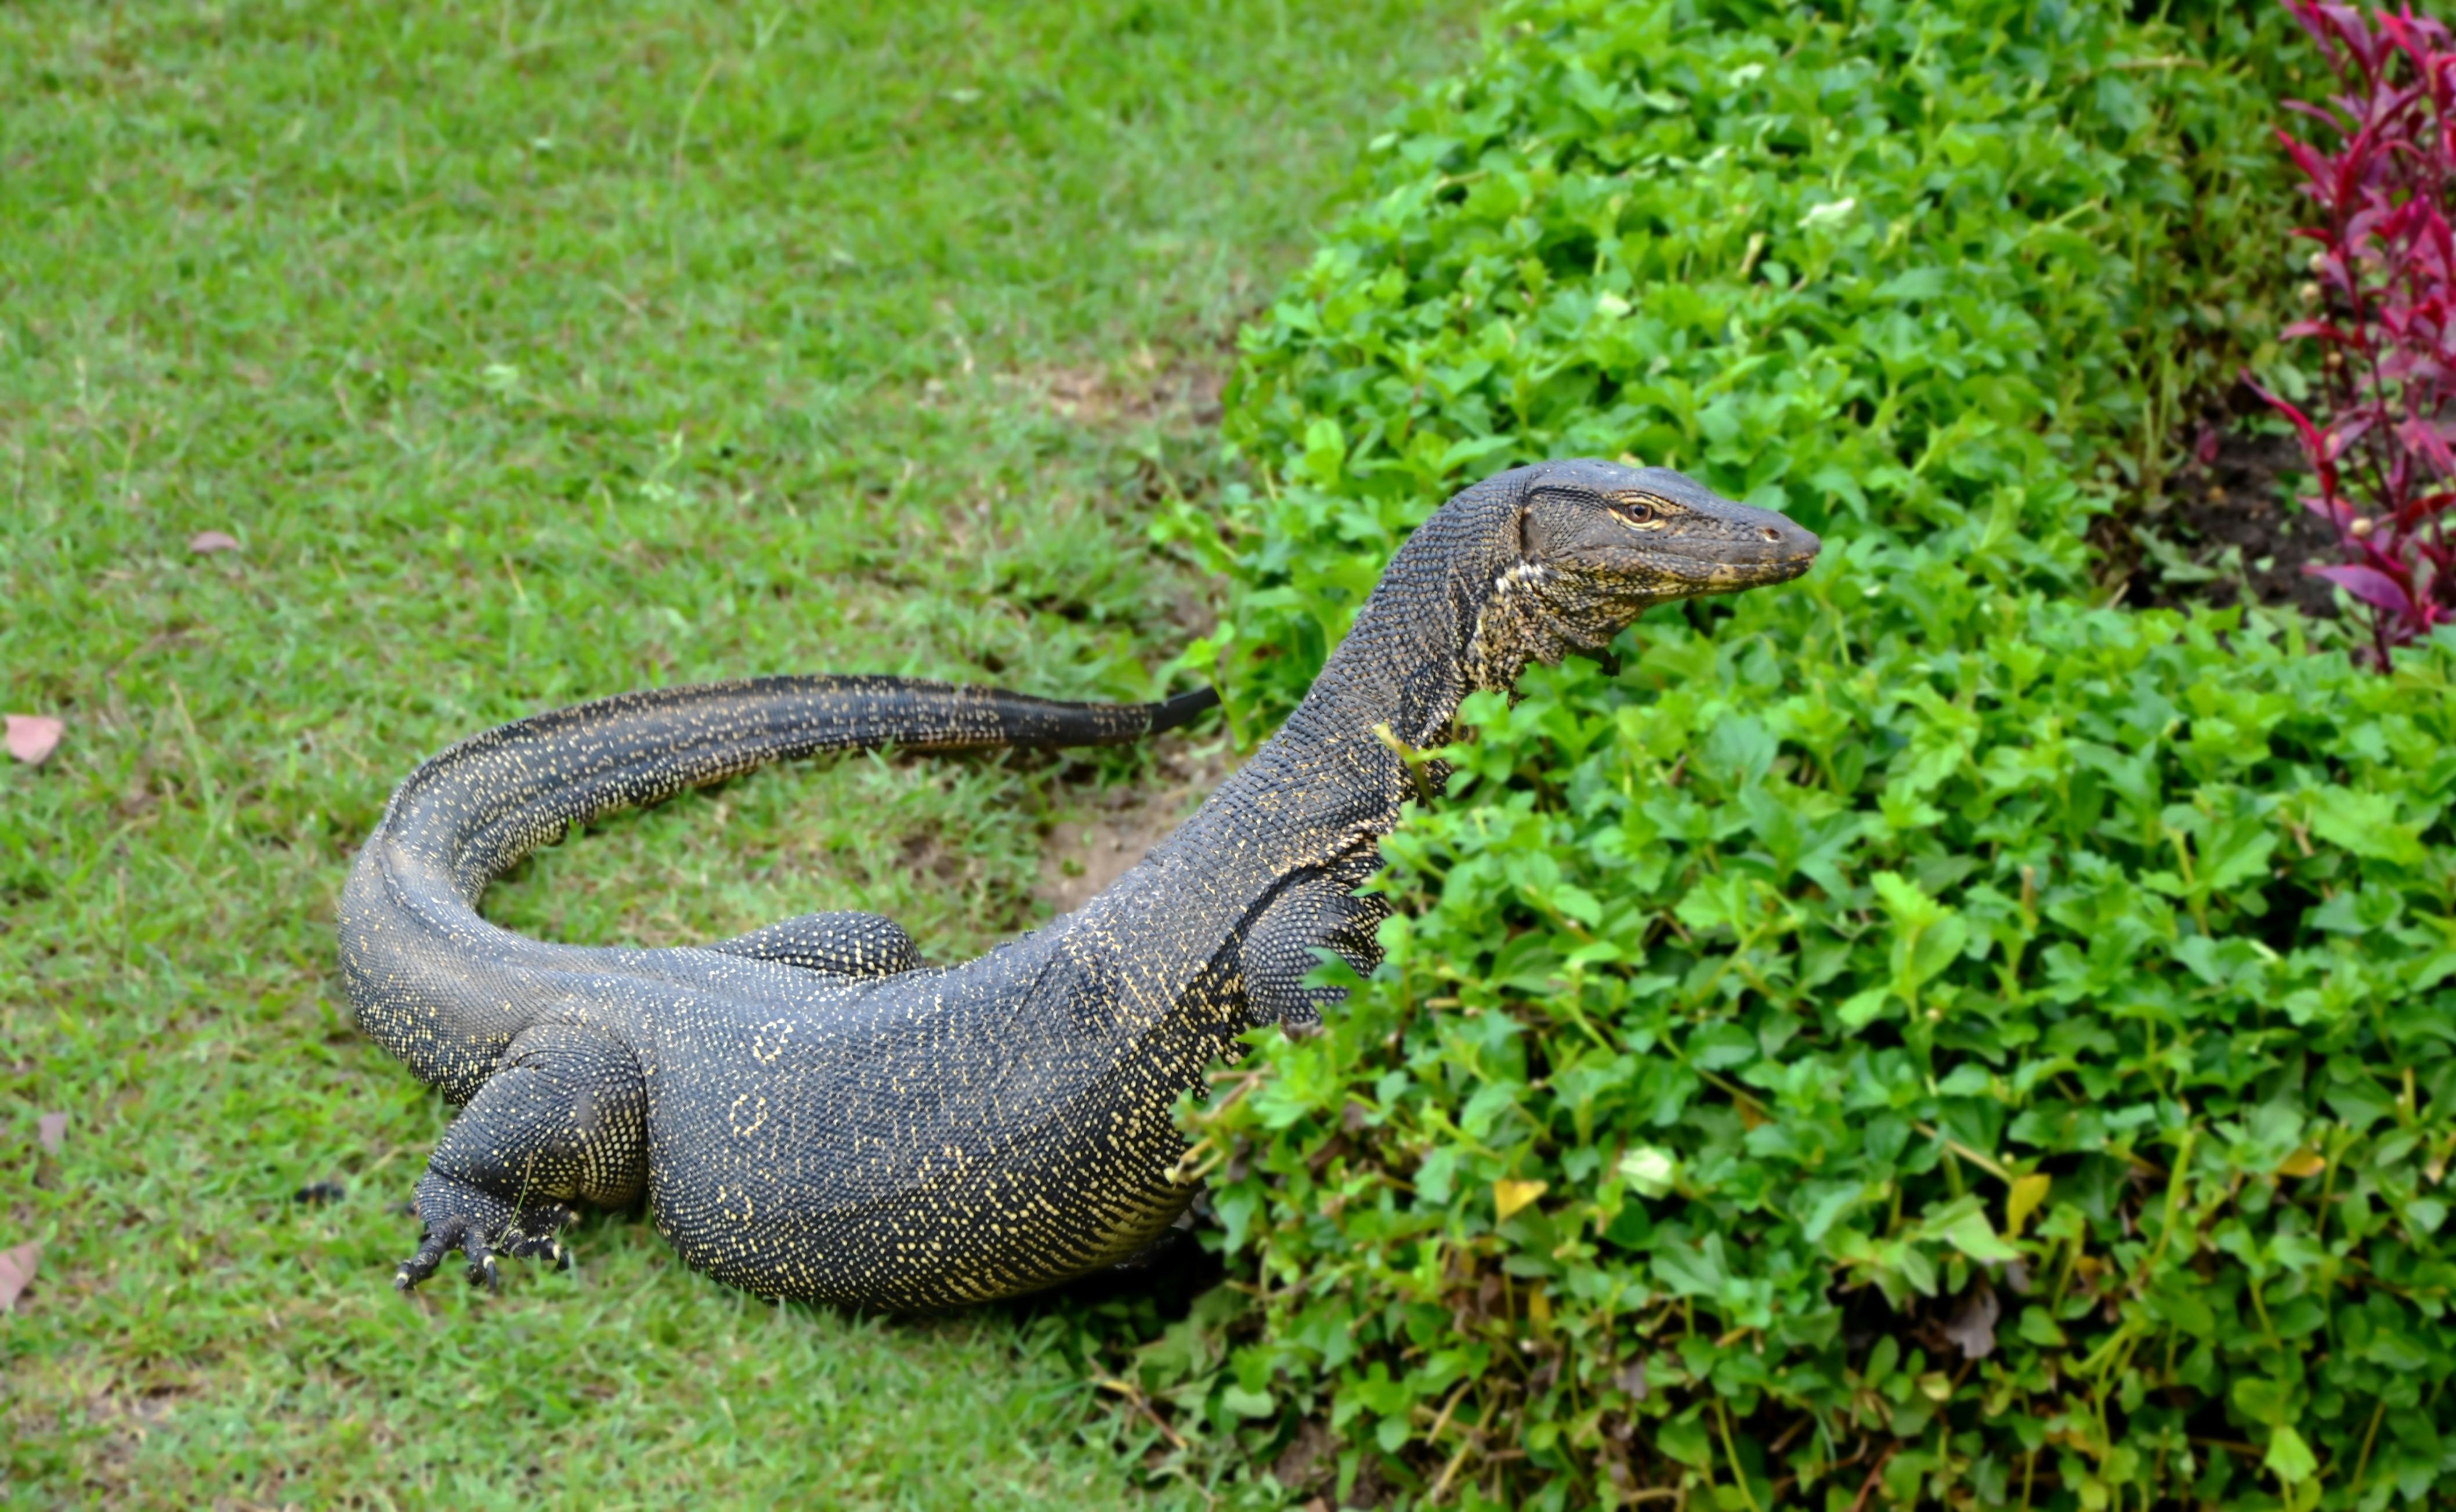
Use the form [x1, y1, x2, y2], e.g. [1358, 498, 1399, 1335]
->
[341, 462, 1819, 1307]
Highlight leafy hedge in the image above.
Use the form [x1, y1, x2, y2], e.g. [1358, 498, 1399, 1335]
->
[1126, 2, 2456, 1508]
[1181, 0, 2301, 730]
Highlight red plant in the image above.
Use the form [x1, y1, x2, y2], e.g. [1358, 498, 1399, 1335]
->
[2251, 2, 2456, 666]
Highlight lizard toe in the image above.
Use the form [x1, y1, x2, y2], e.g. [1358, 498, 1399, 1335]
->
[495, 1210, 578, 1267]
[401, 1175, 578, 1296]
[395, 1214, 469, 1294]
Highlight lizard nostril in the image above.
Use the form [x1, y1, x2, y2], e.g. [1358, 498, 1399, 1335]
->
[1761, 527, 1779, 542]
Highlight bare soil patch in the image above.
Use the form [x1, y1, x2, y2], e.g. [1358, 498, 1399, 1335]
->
[1036, 736, 1235, 916]
[997, 346, 1227, 434]
[2110, 401, 2343, 618]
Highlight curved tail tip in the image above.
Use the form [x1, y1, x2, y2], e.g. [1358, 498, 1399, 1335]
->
[1148, 686, 1222, 734]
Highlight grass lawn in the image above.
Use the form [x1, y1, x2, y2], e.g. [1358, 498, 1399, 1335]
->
[0, 2, 1471, 1503]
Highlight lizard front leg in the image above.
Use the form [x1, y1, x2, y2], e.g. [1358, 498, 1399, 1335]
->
[397, 1022, 646, 1293]
[1239, 873, 1390, 1036]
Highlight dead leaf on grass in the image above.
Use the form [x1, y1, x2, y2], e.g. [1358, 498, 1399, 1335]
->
[1942, 1285, 2001, 1361]
[1614, 1358, 1649, 1399]
[0, 1242, 39, 1312]
[37, 1112, 66, 1155]
[2005, 1170, 2052, 1238]
[2277, 1148, 2327, 1180]
[5, 715, 64, 765]
[188, 530, 241, 553]
[1493, 1178, 1547, 1222]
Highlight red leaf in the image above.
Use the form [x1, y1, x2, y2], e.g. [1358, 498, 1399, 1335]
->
[2278, 129, 2335, 191]
[2247, 377, 2338, 490]
[2397, 414, 2456, 473]
[2303, 493, 2359, 536]
[189, 530, 241, 554]
[2266, 10, 2456, 665]
[2393, 493, 2442, 533]
[2281, 319, 2351, 342]
[2311, 562, 2417, 614]
[0, 1241, 37, 1313]
[5, 715, 63, 766]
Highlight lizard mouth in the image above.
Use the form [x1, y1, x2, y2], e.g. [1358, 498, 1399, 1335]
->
[1597, 519, 1821, 601]
[1733, 535, 1822, 585]
[1669, 513, 1822, 591]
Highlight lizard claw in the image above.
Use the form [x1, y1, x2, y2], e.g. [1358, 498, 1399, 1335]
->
[394, 1195, 578, 1296]
[494, 1221, 574, 1273]
[396, 1213, 471, 1293]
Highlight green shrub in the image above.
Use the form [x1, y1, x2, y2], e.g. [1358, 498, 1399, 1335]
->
[1179, 0, 2301, 733]
[1189, 602, 2456, 1510]
[1120, 2, 2456, 1508]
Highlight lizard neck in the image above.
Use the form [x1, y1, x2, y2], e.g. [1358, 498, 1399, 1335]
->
[1115, 465, 1565, 916]
[1130, 468, 1537, 899]
[1273, 469, 1533, 757]
[1083, 467, 1546, 994]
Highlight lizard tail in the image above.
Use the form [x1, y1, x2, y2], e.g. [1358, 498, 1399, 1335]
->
[338, 676, 1216, 1098]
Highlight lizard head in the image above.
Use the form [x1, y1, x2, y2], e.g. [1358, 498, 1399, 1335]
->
[1517, 459, 1822, 602]
[1466, 460, 1821, 683]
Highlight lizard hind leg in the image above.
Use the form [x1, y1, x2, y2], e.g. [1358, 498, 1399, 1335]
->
[396, 1022, 646, 1294]
[704, 909, 922, 977]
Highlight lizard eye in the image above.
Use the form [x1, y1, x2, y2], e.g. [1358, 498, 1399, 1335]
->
[1618, 501, 1656, 525]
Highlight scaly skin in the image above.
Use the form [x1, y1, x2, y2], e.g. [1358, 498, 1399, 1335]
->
[339, 461, 1819, 1306]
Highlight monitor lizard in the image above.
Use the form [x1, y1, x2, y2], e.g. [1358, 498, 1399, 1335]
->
[339, 460, 1820, 1306]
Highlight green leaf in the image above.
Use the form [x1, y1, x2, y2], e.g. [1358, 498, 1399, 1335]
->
[1798, 1181, 1871, 1243]
[1220, 1384, 1274, 1419]
[2231, 1376, 2292, 1428]
[1704, 713, 1777, 787]
[2308, 787, 2425, 866]
[1462, 1081, 1524, 1140]
[1618, 1145, 1679, 1199]
[1935, 1207, 2020, 1263]
[1436, 433, 1520, 475]
[1300, 417, 1348, 489]
[1871, 870, 1946, 928]
[2200, 818, 2277, 892]
[1837, 986, 1893, 1030]
[1651, 1240, 1726, 1299]
[1905, 911, 1969, 989]
[2017, 1308, 2067, 1348]
[1655, 1413, 1715, 1470]
[2264, 1425, 2318, 1485]
[1873, 267, 1951, 301]
[1550, 882, 1603, 927]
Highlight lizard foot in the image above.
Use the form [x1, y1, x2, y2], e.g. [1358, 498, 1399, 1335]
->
[1240, 873, 1386, 1036]
[396, 1186, 578, 1294]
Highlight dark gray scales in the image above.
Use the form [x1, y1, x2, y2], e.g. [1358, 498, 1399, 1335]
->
[708, 911, 923, 976]
[339, 462, 1820, 1307]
